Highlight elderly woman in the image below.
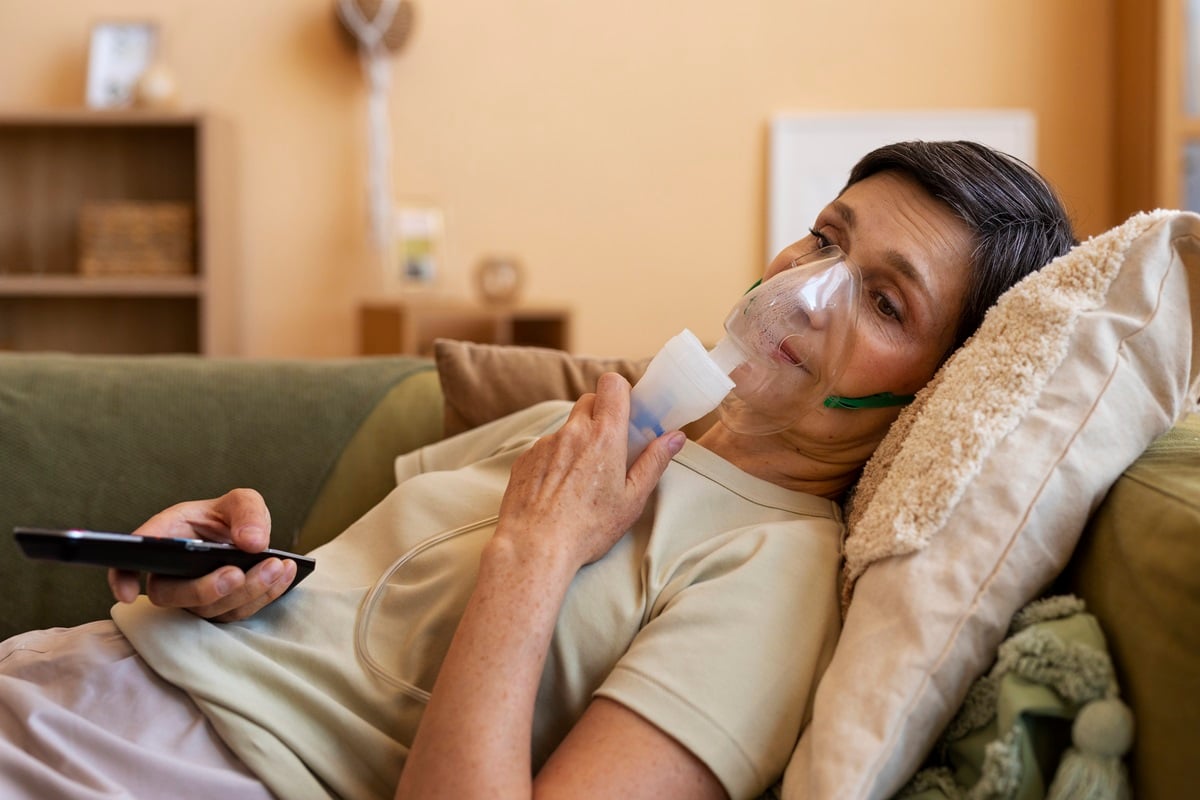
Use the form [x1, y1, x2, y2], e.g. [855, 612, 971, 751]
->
[0, 141, 1075, 800]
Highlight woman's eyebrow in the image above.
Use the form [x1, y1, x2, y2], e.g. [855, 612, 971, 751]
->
[882, 250, 933, 307]
[830, 199, 855, 227]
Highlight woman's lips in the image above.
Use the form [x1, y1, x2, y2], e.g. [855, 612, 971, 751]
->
[777, 341, 812, 374]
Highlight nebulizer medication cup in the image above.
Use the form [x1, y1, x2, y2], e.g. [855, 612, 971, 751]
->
[625, 330, 737, 462]
[625, 246, 862, 461]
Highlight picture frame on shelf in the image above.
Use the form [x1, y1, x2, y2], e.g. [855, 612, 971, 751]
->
[85, 21, 158, 109]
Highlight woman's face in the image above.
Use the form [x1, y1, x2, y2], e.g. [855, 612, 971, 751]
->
[765, 170, 974, 442]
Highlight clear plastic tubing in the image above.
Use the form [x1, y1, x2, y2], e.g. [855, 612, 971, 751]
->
[625, 329, 742, 463]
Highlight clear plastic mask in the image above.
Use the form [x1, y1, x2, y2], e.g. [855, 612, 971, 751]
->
[718, 246, 861, 435]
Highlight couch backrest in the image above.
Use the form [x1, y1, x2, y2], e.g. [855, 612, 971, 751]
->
[0, 353, 443, 638]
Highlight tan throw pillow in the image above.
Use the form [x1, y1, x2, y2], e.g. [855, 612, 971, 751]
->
[782, 210, 1200, 799]
[433, 339, 650, 436]
[433, 338, 722, 442]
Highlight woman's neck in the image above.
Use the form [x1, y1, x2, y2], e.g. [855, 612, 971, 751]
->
[695, 423, 878, 500]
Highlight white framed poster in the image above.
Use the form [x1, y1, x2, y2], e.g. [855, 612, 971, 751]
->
[85, 22, 158, 109]
[767, 110, 1036, 261]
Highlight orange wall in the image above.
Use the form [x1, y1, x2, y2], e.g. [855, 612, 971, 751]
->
[0, 0, 1114, 358]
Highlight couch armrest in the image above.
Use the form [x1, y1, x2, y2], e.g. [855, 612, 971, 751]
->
[1058, 412, 1200, 800]
[298, 368, 443, 553]
[0, 353, 444, 638]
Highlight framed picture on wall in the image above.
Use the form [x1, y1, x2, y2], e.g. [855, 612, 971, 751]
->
[767, 110, 1036, 261]
[392, 203, 444, 288]
[85, 21, 158, 109]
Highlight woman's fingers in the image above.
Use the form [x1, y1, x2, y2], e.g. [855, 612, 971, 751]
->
[143, 557, 298, 621]
[495, 373, 685, 567]
[132, 488, 271, 550]
[108, 488, 277, 618]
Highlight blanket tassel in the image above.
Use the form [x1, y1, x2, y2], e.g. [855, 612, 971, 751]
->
[1045, 698, 1133, 800]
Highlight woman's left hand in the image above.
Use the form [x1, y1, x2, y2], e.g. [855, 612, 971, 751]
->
[494, 372, 686, 570]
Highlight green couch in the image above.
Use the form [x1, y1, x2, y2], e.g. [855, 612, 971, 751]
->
[0, 352, 1195, 799]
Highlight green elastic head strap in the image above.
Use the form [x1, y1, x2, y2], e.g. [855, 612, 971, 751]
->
[823, 392, 915, 410]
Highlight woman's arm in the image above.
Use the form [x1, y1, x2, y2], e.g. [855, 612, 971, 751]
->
[536, 697, 726, 798]
[395, 374, 722, 800]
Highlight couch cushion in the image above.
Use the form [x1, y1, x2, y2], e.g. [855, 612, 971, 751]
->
[1057, 412, 1200, 799]
[298, 368, 444, 553]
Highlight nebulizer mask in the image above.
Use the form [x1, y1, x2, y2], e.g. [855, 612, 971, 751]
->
[626, 245, 863, 458]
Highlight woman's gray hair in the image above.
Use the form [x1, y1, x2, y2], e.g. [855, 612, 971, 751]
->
[846, 140, 1077, 352]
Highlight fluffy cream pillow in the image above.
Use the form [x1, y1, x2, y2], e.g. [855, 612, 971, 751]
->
[782, 210, 1200, 799]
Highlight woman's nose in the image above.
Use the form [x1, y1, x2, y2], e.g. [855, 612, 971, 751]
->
[797, 302, 830, 331]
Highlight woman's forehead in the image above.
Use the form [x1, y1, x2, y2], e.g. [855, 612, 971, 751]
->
[775, 172, 973, 281]
[836, 172, 972, 258]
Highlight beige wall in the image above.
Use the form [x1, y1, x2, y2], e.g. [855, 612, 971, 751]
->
[0, 0, 1114, 358]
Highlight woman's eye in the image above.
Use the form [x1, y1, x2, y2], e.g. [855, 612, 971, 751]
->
[871, 290, 901, 321]
[808, 227, 832, 248]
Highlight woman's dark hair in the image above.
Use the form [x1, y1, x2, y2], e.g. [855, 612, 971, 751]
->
[845, 140, 1077, 352]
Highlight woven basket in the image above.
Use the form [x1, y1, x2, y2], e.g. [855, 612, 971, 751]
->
[78, 201, 195, 276]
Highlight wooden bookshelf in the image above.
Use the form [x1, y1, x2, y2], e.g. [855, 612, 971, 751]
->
[0, 110, 210, 354]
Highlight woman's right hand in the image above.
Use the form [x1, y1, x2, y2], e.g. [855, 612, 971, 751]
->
[493, 372, 684, 571]
[107, 488, 297, 623]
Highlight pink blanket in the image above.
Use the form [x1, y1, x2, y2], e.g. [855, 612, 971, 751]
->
[0, 621, 276, 799]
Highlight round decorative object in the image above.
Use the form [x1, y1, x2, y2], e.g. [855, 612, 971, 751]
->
[1072, 698, 1135, 758]
[133, 63, 178, 109]
[475, 256, 524, 306]
[335, 0, 415, 54]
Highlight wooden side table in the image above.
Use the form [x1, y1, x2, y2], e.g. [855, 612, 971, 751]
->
[358, 300, 571, 356]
